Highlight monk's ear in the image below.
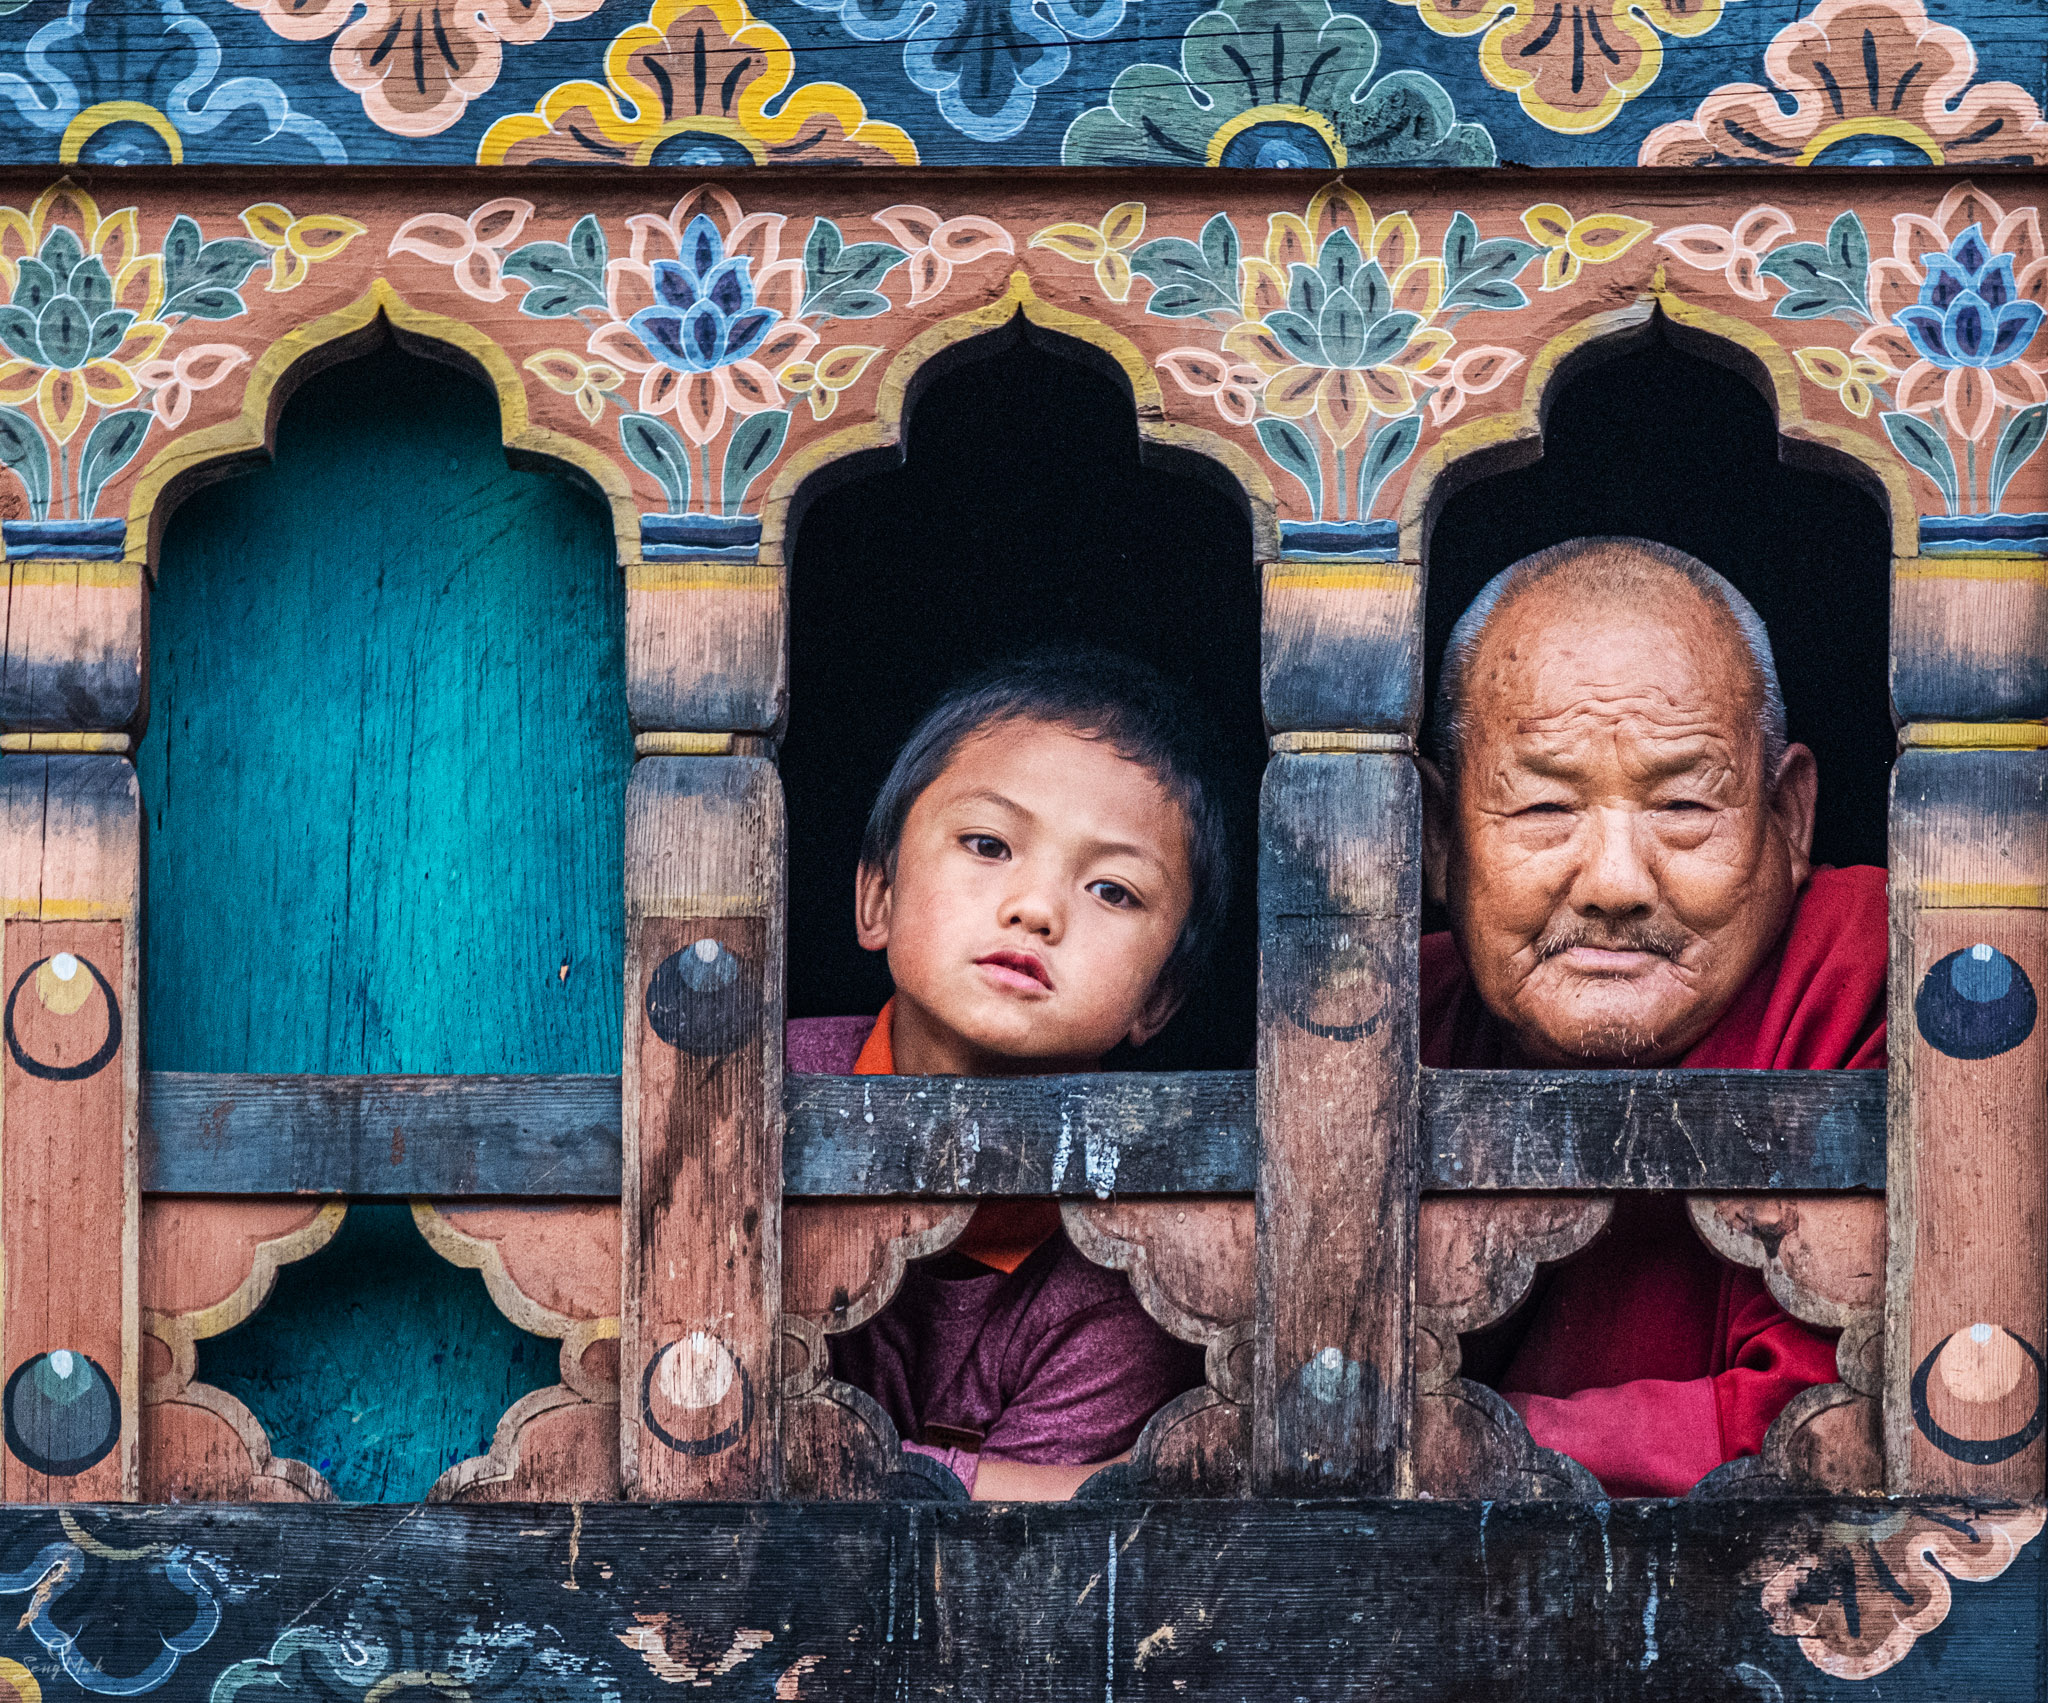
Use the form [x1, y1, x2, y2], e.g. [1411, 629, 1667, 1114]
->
[854, 859, 894, 952]
[1768, 742, 1818, 885]
[1419, 756, 1451, 905]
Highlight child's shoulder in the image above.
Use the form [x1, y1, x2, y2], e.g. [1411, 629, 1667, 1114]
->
[786, 1015, 879, 1075]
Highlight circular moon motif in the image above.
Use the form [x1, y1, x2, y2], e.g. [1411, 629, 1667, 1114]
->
[645, 938, 755, 1058]
[1912, 1324, 2046, 1465]
[4, 954, 121, 1082]
[642, 1332, 752, 1457]
[4, 1350, 119, 1476]
[1914, 943, 2037, 1060]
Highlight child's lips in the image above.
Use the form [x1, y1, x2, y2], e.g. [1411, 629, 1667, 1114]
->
[975, 951, 1052, 992]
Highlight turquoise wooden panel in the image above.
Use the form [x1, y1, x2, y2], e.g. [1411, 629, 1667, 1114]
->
[197, 1205, 558, 1503]
[140, 342, 631, 1076]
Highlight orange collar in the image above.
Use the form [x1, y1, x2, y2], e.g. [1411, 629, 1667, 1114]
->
[853, 998, 1060, 1274]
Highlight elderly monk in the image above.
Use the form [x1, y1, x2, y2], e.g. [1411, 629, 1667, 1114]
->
[1419, 536, 1885, 1496]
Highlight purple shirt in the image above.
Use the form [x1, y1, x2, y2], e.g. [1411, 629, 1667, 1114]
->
[788, 1016, 1205, 1492]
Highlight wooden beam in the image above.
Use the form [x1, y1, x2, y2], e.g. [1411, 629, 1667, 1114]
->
[2, 1498, 2038, 1696]
[136, 1067, 1887, 1196]
[1256, 752, 1419, 1495]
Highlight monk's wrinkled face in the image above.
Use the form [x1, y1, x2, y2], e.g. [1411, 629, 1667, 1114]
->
[1425, 578, 1817, 1066]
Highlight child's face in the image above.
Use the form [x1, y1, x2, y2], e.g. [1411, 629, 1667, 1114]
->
[856, 718, 1195, 1075]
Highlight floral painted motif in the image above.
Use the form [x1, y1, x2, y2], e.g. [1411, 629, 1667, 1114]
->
[477, 0, 917, 168]
[1035, 183, 1646, 532]
[393, 186, 1013, 522]
[1640, 0, 2048, 168]
[1385, 0, 1731, 136]
[226, 0, 603, 138]
[0, 182, 278, 521]
[1756, 1500, 2045, 1679]
[790, 0, 1125, 143]
[0, 0, 344, 164]
[1660, 182, 2048, 513]
[1061, 0, 1493, 169]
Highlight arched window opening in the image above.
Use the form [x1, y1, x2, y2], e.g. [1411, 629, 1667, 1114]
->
[139, 338, 630, 1501]
[1423, 322, 1893, 880]
[783, 320, 1264, 1072]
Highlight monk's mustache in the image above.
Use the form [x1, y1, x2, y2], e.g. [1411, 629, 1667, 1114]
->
[1535, 922, 1690, 963]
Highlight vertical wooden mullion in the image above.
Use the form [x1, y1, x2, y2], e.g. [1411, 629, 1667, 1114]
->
[1255, 749, 1419, 1495]
[621, 754, 786, 1499]
[0, 753, 140, 1501]
[1887, 745, 2048, 1495]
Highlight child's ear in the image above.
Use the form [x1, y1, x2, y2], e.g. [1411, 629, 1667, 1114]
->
[854, 859, 894, 952]
[1124, 977, 1185, 1050]
[1418, 756, 1451, 906]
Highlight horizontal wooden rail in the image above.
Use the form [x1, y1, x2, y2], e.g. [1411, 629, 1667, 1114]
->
[140, 1067, 1885, 1196]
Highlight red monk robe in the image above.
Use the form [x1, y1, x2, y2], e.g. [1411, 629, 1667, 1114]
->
[1421, 864, 1887, 1496]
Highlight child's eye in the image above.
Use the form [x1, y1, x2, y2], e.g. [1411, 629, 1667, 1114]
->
[961, 834, 1009, 860]
[1087, 880, 1138, 908]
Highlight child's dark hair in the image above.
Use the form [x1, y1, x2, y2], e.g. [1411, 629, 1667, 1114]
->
[859, 648, 1233, 1014]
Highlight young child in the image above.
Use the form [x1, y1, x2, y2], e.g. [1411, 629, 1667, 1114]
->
[786, 650, 1230, 1500]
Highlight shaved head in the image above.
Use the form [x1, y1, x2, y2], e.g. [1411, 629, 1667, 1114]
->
[1434, 538, 1786, 792]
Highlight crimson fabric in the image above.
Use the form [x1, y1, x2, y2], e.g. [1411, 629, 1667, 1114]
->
[1421, 864, 1887, 1496]
[785, 1007, 1202, 1488]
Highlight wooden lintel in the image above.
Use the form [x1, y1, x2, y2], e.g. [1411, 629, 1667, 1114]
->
[139, 1067, 1888, 1197]
[0, 1498, 2035, 1697]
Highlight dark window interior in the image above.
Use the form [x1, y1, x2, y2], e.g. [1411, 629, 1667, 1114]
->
[1423, 322, 1894, 907]
[784, 322, 1264, 1071]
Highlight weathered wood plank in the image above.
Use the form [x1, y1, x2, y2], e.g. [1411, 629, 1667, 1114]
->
[136, 1066, 1888, 1196]
[1424, 1069, 1886, 1191]
[621, 755, 785, 1499]
[141, 1073, 622, 1196]
[1256, 752, 1419, 1495]
[0, 1498, 2036, 1699]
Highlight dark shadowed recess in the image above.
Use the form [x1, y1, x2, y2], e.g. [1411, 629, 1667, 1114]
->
[784, 324, 1263, 1071]
[1423, 323, 1894, 900]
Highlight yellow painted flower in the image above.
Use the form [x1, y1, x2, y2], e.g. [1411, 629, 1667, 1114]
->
[1520, 204, 1653, 291]
[525, 349, 625, 423]
[777, 344, 881, 420]
[1793, 346, 1891, 418]
[1029, 203, 1147, 302]
[240, 203, 368, 291]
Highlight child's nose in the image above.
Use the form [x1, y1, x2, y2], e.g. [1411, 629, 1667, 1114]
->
[1004, 884, 1061, 938]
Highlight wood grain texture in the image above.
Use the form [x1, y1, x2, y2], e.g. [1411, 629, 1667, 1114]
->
[626, 564, 784, 736]
[0, 559, 142, 733]
[1892, 557, 2048, 724]
[621, 755, 784, 1499]
[0, 1497, 2038, 1697]
[1413, 1195, 1610, 1500]
[1889, 749, 2048, 1496]
[0, 754, 138, 1502]
[1256, 752, 1418, 1495]
[141, 1072, 622, 1196]
[1426, 1068, 1885, 1190]
[139, 345, 631, 1077]
[1261, 561, 1421, 734]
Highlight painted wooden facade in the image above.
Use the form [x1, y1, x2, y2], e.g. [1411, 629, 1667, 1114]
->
[0, 0, 2039, 1694]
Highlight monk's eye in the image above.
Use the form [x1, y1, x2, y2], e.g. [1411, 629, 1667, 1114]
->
[1661, 799, 1712, 813]
[961, 834, 1009, 860]
[1087, 879, 1138, 909]
[1517, 802, 1571, 816]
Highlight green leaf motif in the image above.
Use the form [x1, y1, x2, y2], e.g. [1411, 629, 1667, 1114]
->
[0, 403, 50, 521]
[1356, 413, 1422, 518]
[723, 409, 790, 516]
[77, 407, 152, 518]
[161, 215, 265, 322]
[504, 242, 607, 318]
[1989, 404, 2048, 512]
[1440, 212, 1540, 313]
[1759, 242, 1865, 323]
[1130, 231, 1237, 318]
[619, 412, 690, 513]
[1881, 410, 1959, 512]
[567, 215, 608, 279]
[1257, 417, 1322, 520]
[798, 218, 908, 321]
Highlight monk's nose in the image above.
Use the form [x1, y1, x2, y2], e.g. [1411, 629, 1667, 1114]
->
[1572, 807, 1658, 916]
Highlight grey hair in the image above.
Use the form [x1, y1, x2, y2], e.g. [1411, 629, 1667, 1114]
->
[1431, 537, 1788, 788]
